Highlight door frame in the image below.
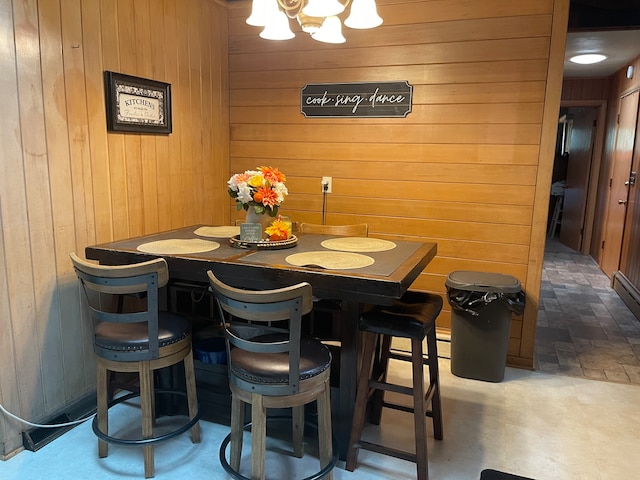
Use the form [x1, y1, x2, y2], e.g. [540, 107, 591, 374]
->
[558, 100, 607, 255]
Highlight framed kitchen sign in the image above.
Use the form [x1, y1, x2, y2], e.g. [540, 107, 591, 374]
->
[301, 81, 412, 118]
[104, 71, 172, 134]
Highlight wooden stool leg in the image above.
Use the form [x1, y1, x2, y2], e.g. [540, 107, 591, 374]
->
[139, 361, 155, 478]
[369, 334, 392, 425]
[345, 331, 378, 472]
[96, 362, 109, 458]
[251, 393, 267, 480]
[317, 380, 334, 480]
[229, 395, 244, 472]
[292, 405, 305, 458]
[183, 350, 201, 443]
[426, 330, 443, 440]
[412, 339, 428, 480]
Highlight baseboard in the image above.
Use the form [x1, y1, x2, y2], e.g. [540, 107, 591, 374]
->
[21, 394, 96, 452]
[613, 271, 640, 322]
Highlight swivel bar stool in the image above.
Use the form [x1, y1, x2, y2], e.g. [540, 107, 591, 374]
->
[208, 270, 337, 480]
[70, 253, 201, 478]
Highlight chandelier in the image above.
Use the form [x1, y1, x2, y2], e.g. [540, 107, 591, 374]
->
[246, 0, 383, 44]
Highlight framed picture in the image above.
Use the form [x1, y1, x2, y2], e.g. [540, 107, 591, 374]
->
[104, 71, 172, 134]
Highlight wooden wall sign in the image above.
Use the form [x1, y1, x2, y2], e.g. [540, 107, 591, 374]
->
[301, 81, 412, 118]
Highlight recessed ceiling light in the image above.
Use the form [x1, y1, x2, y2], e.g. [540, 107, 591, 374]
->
[569, 54, 607, 65]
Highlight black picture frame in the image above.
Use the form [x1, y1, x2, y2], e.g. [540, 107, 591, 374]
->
[104, 71, 172, 134]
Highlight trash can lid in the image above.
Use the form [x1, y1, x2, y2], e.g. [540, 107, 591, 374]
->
[445, 270, 521, 293]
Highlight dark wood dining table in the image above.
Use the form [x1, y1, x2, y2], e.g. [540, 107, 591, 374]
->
[85, 224, 437, 459]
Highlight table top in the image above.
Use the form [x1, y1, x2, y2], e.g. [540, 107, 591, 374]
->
[85, 225, 437, 305]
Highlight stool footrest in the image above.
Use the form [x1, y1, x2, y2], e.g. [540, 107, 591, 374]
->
[381, 401, 414, 415]
[382, 401, 437, 419]
[369, 380, 413, 396]
[358, 440, 416, 464]
[389, 351, 432, 365]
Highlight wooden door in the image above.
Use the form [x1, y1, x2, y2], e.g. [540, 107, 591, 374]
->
[560, 107, 597, 251]
[619, 124, 640, 284]
[601, 90, 639, 279]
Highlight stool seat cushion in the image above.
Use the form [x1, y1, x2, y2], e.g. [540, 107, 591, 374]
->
[95, 312, 191, 352]
[230, 335, 332, 385]
[359, 291, 443, 340]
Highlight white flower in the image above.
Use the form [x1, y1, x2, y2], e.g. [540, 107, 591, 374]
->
[273, 183, 288, 204]
[236, 184, 253, 203]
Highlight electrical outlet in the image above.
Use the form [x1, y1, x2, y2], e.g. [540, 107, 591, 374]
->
[321, 177, 332, 193]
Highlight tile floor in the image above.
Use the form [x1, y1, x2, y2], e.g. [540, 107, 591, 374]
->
[2, 240, 640, 480]
[535, 238, 640, 384]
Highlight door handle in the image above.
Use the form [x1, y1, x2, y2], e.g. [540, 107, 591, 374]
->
[626, 171, 637, 186]
[619, 200, 627, 205]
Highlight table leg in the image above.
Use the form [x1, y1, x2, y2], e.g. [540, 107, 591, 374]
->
[336, 300, 360, 460]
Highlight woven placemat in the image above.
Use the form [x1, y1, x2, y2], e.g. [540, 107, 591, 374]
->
[137, 238, 220, 255]
[285, 251, 374, 270]
[321, 237, 396, 252]
[194, 226, 241, 238]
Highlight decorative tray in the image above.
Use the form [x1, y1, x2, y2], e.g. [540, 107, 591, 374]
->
[229, 234, 298, 250]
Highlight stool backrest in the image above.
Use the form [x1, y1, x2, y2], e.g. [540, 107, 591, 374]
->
[298, 223, 368, 237]
[207, 270, 313, 396]
[69, 253, 169, 361]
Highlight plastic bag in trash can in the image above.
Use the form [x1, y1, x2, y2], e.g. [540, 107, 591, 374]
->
[446, 288, 525, 317]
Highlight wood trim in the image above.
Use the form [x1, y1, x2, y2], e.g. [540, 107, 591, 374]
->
[521, 0, 570, 364]
[613, 272, 640, 321]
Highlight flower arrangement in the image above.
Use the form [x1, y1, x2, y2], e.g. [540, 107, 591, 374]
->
[227, 166, 288, 217]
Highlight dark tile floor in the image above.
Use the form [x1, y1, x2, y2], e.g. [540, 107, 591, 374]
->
[535, 238, 640, 384]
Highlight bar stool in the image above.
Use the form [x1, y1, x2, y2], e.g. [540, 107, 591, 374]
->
[70, 253, 201, 478]
[208, 270, 337, 480]
[346, 291, 443, 480]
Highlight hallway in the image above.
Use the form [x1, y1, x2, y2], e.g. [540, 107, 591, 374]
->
[535, 238, 640, 384]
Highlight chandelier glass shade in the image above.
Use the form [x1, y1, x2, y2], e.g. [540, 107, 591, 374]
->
[247, 0, 383, 44]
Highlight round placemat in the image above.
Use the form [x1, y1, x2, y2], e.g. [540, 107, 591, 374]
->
[285, 251, 375, 270]
[194, 226, 241, 238]
[321, 237, 396, 252]
[137, 238, 220, 255]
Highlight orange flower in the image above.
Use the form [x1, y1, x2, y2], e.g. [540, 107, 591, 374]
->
[255, 186, 278, 207]
[259, 166, 286, 184]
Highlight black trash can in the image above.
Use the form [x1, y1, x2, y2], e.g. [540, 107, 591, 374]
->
[445, 271, 525, 382]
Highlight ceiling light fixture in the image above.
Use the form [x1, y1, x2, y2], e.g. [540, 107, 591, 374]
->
[569, 54, 608, 65]
[247, 0, 383, 44]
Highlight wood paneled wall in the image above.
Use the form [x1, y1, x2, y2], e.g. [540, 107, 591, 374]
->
[0, 0, 228, 457]
[228, 1, 569, 368]
[562, 78, 610, 102]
